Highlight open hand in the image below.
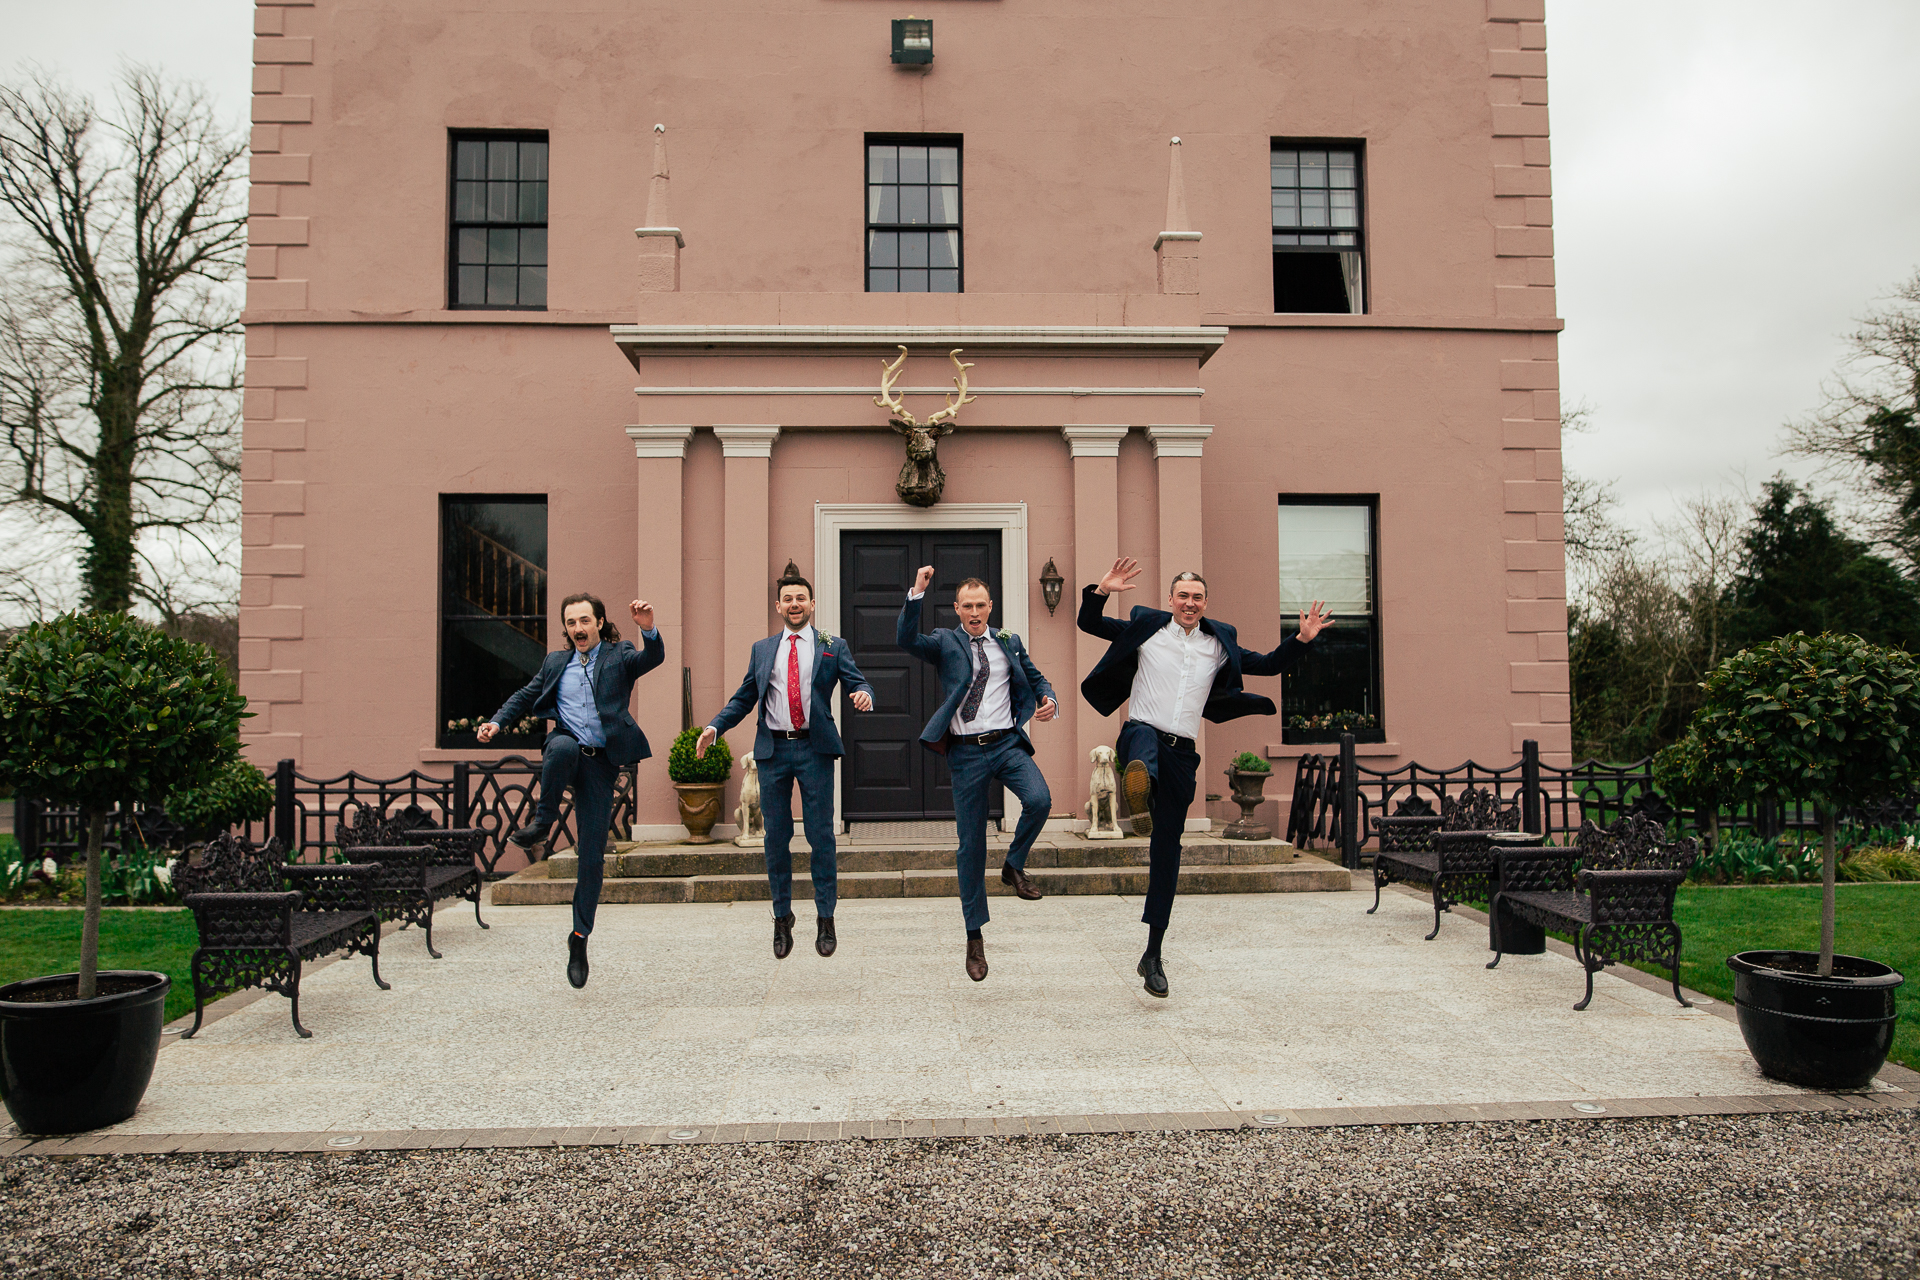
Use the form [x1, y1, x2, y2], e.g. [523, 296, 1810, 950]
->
[912, 564, 934, 594]
[851, 691, 874, 712]
[475, 721, 499, 744]
[1034, 696, 1058, 723]
[1298, 601, 1335, 643]
[695, 725, 716, 758]
[1097, 557, 1142, 596]
[630, 599, 654, 632]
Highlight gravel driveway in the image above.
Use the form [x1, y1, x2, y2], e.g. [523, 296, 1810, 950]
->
[3, 1109, 1912, 1279]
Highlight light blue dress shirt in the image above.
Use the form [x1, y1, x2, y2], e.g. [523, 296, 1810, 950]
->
[556, 643, 607, 747]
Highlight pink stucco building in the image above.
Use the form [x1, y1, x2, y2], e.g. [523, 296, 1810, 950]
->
[238, 0, 1569, 843]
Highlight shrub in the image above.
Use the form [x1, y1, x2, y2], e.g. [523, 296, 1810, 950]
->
[164, 756, 273, 840]
[1230, 751, 1271, 774]
[668, 727, 732, 784]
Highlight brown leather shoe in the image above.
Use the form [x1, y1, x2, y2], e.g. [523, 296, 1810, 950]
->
[816, 916, 837, 957]
[1123, 759, 1154, 837]
[1000, 863, 1043, 901]
[965, 936, 988, 982]
[773, 913, 795, 960]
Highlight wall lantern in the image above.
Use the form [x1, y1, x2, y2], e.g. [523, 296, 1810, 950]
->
[1039, 557, 1064, 616]
[892, 17, 933, 65]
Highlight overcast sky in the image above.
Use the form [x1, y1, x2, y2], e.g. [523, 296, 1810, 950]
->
[5, 0, 1918, 541]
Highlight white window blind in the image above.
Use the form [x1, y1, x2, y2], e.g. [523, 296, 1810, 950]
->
[1277, 504, 1371, 615]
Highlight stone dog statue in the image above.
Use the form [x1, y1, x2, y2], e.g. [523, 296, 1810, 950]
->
[1085, 744, 1124, 840]
[733, 755, 765, 848]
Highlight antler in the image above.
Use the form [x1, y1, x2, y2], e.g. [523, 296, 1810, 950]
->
[922, 349, 977, 429]
[874, 345, 918, 427]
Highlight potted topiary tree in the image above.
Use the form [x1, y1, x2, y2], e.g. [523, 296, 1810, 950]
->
[1691, 631, 1914, 1089]
[0, 612, 248, 1133]
[667, 726, 732, 844]
[1223, 750, 1275, 840]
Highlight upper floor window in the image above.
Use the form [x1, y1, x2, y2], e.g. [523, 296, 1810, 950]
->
[1272, 144, 1364, 314]
[1278, 498, 1383, 742]
[867, 138, 961, 292]
[450, 133, 548, 309]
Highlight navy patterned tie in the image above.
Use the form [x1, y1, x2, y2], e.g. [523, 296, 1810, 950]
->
[960, 635, 990, 724]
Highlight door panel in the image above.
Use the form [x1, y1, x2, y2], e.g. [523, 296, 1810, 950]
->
[840, 529, 1002, 822]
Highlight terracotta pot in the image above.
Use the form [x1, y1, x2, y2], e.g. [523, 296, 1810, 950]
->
[1223, 768, 1272, 841]
[0, 971, 170, 1135]
[673, 781, 727, 844]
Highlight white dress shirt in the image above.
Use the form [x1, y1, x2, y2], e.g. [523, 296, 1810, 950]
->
[763, 626, 816, 731]
[1129, 620, 1226, 740]
[950, 628, 1016, 735]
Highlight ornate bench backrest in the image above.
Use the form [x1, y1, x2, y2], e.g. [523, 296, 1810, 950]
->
[1376, 814, 1443, 853]
[335, 806, 418, 850]
[1575, 813, 1699, 875]
[1442, 787, 1519, 833]
[176, 832, 288, 897]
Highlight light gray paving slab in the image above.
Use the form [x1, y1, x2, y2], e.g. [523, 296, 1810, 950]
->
[88, 889, 1837, 1137]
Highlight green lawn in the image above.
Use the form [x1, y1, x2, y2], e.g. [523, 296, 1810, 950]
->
[1666, 882, 1918, 1071]
[0, 909, 202, 1024]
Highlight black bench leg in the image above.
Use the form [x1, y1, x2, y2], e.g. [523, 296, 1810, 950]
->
[472, 884, 489, 929]
[1425, 886, 1444, 941]
[423, 896, 443, 960]
[288, 953, 313, 1038]
[183, 950, 211, 1039]
[369, 924, 392, 991]
[1367, 867, 1385, 914]
[1572, 929, 1596, 1012]
[1667, 929, 1691, 1008]
[1485, 896, 1504, 969]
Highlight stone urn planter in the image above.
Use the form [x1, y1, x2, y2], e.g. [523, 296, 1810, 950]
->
[673, 781, 727, 844]
[0, 971, 170, 1135]
[1727, 950, 1904, 1090]
[1223, 757, 1273, 841]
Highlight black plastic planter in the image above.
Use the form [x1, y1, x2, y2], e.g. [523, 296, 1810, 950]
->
[1728, 951, 1904, 1090]
[0, 971, 170, 1135]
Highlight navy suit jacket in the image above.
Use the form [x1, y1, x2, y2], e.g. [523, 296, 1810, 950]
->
[491, 633, 666, 767]
[896, 596, 1055, 755]
[1076, 583, 1312, 724]
[709, 628, 875, 760]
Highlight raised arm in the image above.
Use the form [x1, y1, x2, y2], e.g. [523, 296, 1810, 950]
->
[1242, 601, 1334, 677]
[620, 622, 666, 679]
[1076, 584, 1127, 641]
[896, 565, 943, 661]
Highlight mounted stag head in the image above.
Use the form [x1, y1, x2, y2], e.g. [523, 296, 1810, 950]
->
[874, 346, 978, 507]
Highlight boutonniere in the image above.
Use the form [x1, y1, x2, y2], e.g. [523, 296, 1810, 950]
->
[995, 629, 1013, 643]
[816, 631, 835, 651]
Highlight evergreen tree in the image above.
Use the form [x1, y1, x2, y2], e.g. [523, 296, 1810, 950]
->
[1726, 479, 1920, 651]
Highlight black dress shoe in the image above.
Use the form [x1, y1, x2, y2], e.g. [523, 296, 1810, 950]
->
[773, 913, 795, 960]
[816, 917, 837, 957]
[1001, 863, 1044, 901]
[1123, 760, 1154, 837]
[966, 937, 988, 982]
[567, 931, 589, 989]
[1137, 954, 1168, 998]
[509, 822, 552, 851]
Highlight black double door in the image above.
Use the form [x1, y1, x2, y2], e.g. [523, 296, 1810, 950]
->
[840, 530, 1003, 823]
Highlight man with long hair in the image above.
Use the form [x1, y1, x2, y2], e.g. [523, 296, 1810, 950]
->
[479, 592, 663, 987]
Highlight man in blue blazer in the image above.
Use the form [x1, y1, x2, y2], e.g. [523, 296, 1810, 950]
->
[479, 592, 665, 989]
[898, 565, 1058, 982]
[698, 572, 875, 960]
[1078, 557, 1332, 998]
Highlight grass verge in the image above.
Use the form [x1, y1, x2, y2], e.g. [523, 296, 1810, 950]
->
[0, 909, 202, 1024]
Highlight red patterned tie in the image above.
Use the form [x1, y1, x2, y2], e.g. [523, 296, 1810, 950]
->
[787, 634, 806, 729]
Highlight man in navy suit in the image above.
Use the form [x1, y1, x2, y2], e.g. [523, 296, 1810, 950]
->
[479, 592, 665, 989]
[698, 572, 875, 960]
[898, 565, 1058, 982]
[1078, 558, 1333, 998]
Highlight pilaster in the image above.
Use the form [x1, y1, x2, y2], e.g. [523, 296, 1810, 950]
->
[1063, 426, 1129, 790]
[715, 426, 780, 758]
[628, 427, 694, 826]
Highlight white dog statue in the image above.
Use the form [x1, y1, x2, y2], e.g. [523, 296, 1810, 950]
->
[1084, 744, 1124, 839]
[733, 755, 766, 848]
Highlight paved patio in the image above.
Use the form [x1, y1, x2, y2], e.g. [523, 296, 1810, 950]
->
[59, 872, 1908, 1146]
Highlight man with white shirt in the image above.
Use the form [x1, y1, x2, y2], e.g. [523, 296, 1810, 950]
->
[699, 572, 875, 960]
[1078, 558, 1333, 997]
[897, 566, 1058, 982]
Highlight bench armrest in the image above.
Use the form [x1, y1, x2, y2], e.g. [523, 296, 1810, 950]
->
[1579, 867, 1686, 923]
[183, 890, 302, 948]
[1493, 847, 1579, 895]
[282, 862, 379, 913]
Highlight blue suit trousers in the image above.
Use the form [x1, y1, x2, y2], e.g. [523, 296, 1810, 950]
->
[949, 737, 1052, 931]
[534, 732, 620, 937]
[760, 736, 838, 919]
[1118, 720, 1198, 930]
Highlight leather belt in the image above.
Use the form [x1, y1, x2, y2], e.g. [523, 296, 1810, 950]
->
[1127, 720, 1195, 753]
[953, 729, 1015, 747]
[578, 744, 603, 757]
[770, 728, 811, 740]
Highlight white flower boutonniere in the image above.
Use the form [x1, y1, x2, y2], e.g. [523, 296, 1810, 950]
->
[996, 629, 1013, 643]
[817, 631, 835, 652]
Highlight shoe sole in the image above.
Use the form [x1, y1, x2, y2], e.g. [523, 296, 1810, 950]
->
[1122, 761, 1153, 837]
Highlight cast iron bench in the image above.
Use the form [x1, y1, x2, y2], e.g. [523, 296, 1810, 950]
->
[177, 833, 389, 1039]
[1368, 787, 1522, 939]
[335, 808, 489, 959]
[1487, 812, 1698, 1010]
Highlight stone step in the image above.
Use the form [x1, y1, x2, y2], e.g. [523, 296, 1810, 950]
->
[490, 852, 1351, 906]
[544, 834, 1301, 880]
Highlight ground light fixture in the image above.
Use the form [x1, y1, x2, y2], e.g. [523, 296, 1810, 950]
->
[892, 16, 933, 64]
